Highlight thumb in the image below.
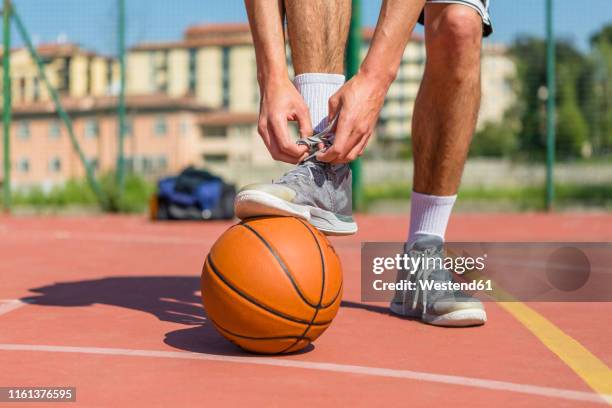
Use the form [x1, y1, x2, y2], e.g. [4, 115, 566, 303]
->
[328, 94, 340, 123]
[295, 106, 313, 139]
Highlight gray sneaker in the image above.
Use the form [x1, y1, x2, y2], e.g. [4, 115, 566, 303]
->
[234, 159, 357, 235]
[390, 234, 487, 327]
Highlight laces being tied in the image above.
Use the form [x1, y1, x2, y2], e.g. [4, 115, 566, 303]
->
[296, 115, 338, 163]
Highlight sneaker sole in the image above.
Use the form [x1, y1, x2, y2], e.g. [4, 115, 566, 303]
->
[234, 190, 358, 236]
[389, 302, 487, 327]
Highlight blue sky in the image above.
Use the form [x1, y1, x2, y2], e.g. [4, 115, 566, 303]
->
[7, 0, 612, 54]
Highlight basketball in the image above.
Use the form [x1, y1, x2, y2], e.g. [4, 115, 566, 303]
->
[201, 216, 343, 354]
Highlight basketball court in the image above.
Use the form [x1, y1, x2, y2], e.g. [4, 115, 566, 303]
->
[1, 213, 611, 407]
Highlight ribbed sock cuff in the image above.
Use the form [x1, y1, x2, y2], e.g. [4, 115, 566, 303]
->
[408, 191, 457, 246]
[294, 73, 345, 132]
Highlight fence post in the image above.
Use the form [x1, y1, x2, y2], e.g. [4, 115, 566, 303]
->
[545, 0, 556, 211]
[116, 0, 127, 194]
[347, 0, 364, 211]
[2, 0, 11, 213]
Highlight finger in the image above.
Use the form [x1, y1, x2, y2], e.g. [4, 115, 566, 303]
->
[336, 126, 366, 162]
[269, 116, 308, 158]
[328, 94, 340, 123]
[261, 119, 303, 164]
[294, 105, 313, 139]
[317, 112, 351, 162]
[340, 131, 371, 164]
[268, 144, 304, 164]
[257, 120, 272, 150]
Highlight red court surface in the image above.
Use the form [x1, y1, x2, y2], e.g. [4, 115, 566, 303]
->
[1, 213, 611, 407]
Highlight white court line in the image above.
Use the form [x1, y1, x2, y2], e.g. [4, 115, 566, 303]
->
[0, 300, 30, 317]
[0, 343, 609, 405]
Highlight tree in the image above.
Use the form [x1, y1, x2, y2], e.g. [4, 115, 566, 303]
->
[590, 25, 612, 152]
[509, 36, 592, 159]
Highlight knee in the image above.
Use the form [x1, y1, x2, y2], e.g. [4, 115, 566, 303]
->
[427, 7, 482, 63]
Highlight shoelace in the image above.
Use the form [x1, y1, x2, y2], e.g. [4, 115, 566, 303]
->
[296, 116, 338, 163]
[401, 247, 439, 316]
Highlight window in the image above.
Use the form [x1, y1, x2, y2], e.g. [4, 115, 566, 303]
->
[157, 155, 168, 171]
[17, 158, 30, 173]
[88, 157, 99, 171]
[154, 116, 167, 136]
[49, 121, 61, 139]
[188, 48, 197, 93]
[203, 154, 228, 163]
[33, 77, 40, 101]
[17, 121, 31, 140]
[19, 77, 26, 101]
[48, 157, 62, 173]
[124, 157, 134, 172]
[180, 120, 190, 136]
[201, 125, 227, 138]
[57, 57, 71, 94]
[84, 119, 100, 139]
[125, 118, 133, 136]
[221, 47, 230, 108]
[119, 118, 133, 137]
[142, 157, 153, 172]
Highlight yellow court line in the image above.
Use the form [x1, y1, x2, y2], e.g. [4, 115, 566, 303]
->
[499, 301, 612, 405]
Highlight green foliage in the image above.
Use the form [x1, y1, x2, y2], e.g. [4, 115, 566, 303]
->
[99, 172, 155, 213]
[589, 25, 612, 152]
[509, 36, 593, 159]
[556, 65, 589, 157]
[470, 121, 519, 158]
[363, 182, 612, 211]
[5, 173, 154, 213]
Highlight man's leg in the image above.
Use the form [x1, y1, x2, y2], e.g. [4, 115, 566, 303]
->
[284, 0, 351, 132]
[390, 3, 487, 327]
[235, 0, 357, 235]
[409, 4, 483, 243]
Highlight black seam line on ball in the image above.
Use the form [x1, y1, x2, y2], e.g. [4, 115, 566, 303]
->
[279, 218, 328, 354]
[240, 218, 341, 309]
[210, 317, 313, 342]
[239, 222, 320, 309]
[205, 255, 330, 327]
[295, 218, 342, 309]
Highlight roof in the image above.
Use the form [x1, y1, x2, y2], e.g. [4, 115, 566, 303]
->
[0, 42, 113, 59]
[197, 111, 258, 126]
[185, 22, 251, 37]
[130, 22, 423, 52]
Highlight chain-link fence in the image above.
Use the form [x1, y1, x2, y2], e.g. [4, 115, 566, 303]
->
[1, 0, 611, 212]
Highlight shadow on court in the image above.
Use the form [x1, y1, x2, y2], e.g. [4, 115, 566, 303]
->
[21, 276, 316, 356]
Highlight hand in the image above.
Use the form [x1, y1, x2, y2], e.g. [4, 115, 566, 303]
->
[317, 71, 389, 164]
[258, 78, 312, 164]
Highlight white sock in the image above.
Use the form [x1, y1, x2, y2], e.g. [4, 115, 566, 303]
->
[408, 191, 457, 246]
[293, 73, 345, 132]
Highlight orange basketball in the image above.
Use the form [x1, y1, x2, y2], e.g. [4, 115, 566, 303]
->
[201, 216, 343, 354]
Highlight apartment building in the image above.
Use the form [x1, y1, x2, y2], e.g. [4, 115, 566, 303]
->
[0, 42, 118, 104]
[127, 23, 516, 160]
[0, 23, 516, 188]
[2, 95, 209, 189]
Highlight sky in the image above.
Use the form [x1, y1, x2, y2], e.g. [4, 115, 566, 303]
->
[6, 0, 612, 55]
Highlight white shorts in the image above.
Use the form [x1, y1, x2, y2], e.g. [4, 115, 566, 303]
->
[419, 0, 493, 37]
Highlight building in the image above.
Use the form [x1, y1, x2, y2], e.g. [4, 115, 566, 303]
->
[127, 23, 259, 112]
[125, 23, 516, 160]
[3, 96, 195, 189]
[363, 28, 426, 156]
[0, 23, 517, 188]
[480, 43, 517, 126]
[0, 42, 118, 104]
